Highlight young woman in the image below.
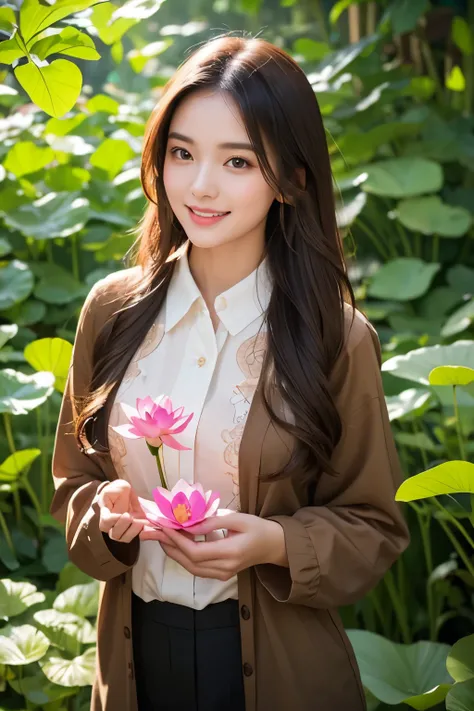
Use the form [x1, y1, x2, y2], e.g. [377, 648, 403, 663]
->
[51, 34, 410, 711]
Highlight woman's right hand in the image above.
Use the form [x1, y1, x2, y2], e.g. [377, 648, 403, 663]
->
[97, 480, 146, 543]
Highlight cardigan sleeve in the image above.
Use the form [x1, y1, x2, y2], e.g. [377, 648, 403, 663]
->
[255, 319, 410, 608]
[50, 278, 139, 582]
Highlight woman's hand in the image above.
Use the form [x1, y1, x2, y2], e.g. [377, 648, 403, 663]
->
[139, 511, 289, 581]
[97, 480, 153, 543]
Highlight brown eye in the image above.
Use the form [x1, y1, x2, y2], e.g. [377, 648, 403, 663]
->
[171, 148, 192, 160]
[227, 157, 249, 169]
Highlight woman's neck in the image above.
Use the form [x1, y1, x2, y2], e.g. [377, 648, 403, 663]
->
[188, 236, 265, 314]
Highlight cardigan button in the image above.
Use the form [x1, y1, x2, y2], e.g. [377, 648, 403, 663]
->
[240, 605, 251, 621]
[243, 663, 253, 677]
[124, 626, 131, 639]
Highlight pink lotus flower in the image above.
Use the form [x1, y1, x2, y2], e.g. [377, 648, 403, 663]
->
[112, 395, 193, 450]
[111, 395, 193, 489]
[138, 479, 220, 530]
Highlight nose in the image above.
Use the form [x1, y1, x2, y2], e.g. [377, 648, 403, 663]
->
[191, 162, 219, 201]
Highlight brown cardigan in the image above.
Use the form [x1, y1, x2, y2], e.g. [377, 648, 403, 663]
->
[50, 266, 410, 711]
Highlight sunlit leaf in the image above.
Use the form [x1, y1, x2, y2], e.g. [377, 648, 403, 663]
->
[34, 609, 95, 654]
[446, 677, 474, 711]
[447, 635, 474, 683]
[31, 27, 100, 61]
[396, 461, 474, 501]
[0, 7, 16, 34]
[24, 338, 72, 393]
[39, 646, 96, 687]
[4, 192, 90, 240]
[0, 369, 55, 414]
[0, 449, 41, 482]
[0, 579, 45, 618]
[53, 582, 100, 619]
[0, 37, 25, 65]
[15, 58, 82, 119]
[0, 260, 34, 310]
[385, 388, 433, 421]
[20, 0, 101, 45]
[86, 94, 120, 115]
[442, 299, 474, 338]
[3, 141, 54, 178]
[127, 39, 172, 73]
[446, 66, 466, 92]
[90, 138, 135, 178]
[429, 366, 474, 387]
[0, 624, 49, 664]
[362, 157, 443, 198]
[452, 17, 474, 56]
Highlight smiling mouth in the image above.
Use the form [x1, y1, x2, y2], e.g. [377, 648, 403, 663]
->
[187, 207, 230, 217]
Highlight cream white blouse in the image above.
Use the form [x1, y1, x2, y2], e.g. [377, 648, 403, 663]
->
[108, 246, 272, 609]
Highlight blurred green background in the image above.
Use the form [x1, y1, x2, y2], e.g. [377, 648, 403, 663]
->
[0, 1, 473, 709]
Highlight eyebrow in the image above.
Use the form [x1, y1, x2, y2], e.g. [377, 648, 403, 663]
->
[168, 131, 255, 152]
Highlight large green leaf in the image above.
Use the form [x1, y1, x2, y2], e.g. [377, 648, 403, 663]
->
[8, 669, 77, 705]
[0, 579, 45, 619]
[0, 624, 50, 665]
[33, 609, 95, 655]
[386, 0, 430, 35]
[385, 388, 433, 421]
[24, 338, 72, 393]
[0, 369, 55, 414]
[91, 3, 137, 45]
[447, 635, 474, 682]
[446, 265, 474, 296]
[90, 139, 135, 179]
[128, 38, 172, 73]
[396, 196, 472, 237]
[346, 629, 452, 707]
[58, 563, 93, 593]
[0, 325, 18, 350]
[382, 341, 474, 408]
[292, 38, 330, 61]
[3, 299, 47, 327]
[396, 461, 474, 501]
[362, 158, 443, 198]
[368, 259, 440, 301]
[31, 27, 100, 61]
[446, 678, 474, 711]
[0, 449, 41, 482]
[86, 93, 120, 115]
[429, 366, 474, 387]
[0, 7, 16, 34]
[315, 34, 378, 82]
[0, 37, 25, 65]
[39, 646, 96, 687]
[442, 300, 474, 338]
[15, 59, 82, 119]
[0, 260, 34, 310]
[4, 192, 90, 240]
[34, 275, 86, 305]
[53, 582, 99, 619]
[20, 0, 101, 45]
[3, 141, 55, 178]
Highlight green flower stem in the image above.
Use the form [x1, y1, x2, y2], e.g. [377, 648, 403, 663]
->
[155, 449, 168, 489]
[71, 234, 80, 281]
[453, 385, 466, 460]
[367, 587, 391, 636]
[0, 509, 14, 553]
[415, 506, 437, 640]
[383, 568, 411, 643]
[431, 234, 440, 262]
[22, 477, 43, 542]
[396, 221, 413, 257]
[3, 414, 22, 524]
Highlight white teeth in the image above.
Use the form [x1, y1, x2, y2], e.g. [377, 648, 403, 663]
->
[191, 209, 226, 217]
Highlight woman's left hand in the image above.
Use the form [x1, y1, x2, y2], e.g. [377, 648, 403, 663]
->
[139, 512, 289, 581]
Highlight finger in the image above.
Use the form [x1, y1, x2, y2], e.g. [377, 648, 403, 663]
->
[164, 527, 234, 563]
[99, 508, 123, 533]
[139, 528, 176, 544]
[185, 512, 242, 535]
[118, 520, 144, 543]
[161, 543, 234, 581]
[109, 512, 133, 540]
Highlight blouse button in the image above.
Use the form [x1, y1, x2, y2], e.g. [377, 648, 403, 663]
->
[215, 296, 227, 312]
[243, 662, 254, 677]
[197, 356, 206, 367]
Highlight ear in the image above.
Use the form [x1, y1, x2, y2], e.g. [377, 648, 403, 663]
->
[276, 166, 306, 204]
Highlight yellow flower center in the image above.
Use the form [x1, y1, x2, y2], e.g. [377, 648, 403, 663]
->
[173, 503, 191, 524]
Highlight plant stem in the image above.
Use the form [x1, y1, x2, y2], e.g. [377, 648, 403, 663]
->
[22, 477, 43, 541]
[396, 221, 413, 257]
[414, 232, 422, 258]
[431, 234, 440, 262]
[71, 233, 80, 281]
[0, 509, 14, 553]
[313, 0, 329, 43]
[383, 568, 411, 643]
[436, 516, 474, 577]
[416, 509, 437, 640]
[418, 23, 444, 105]
[412, 418, 428, 470]
[453, 385, 466, 460]
[3, 413, 16, 454]
[355, 219, 391, 260]
[432, 497, 474, 549]
[155, 448, 168, 489]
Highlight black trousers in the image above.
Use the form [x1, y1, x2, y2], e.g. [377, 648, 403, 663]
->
[131, 591, 246, 711]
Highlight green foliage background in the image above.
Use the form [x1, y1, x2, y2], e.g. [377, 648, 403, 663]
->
[0, 0, 474, 709]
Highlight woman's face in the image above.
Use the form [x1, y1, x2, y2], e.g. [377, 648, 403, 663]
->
[163, 89, 279, 252]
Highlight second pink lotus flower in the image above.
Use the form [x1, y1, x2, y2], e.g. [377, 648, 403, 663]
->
[112, 395, 193, 451]
[138, 479, 220, 530]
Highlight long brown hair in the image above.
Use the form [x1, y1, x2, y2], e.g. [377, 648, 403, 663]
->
[76, 34, 356, 482]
